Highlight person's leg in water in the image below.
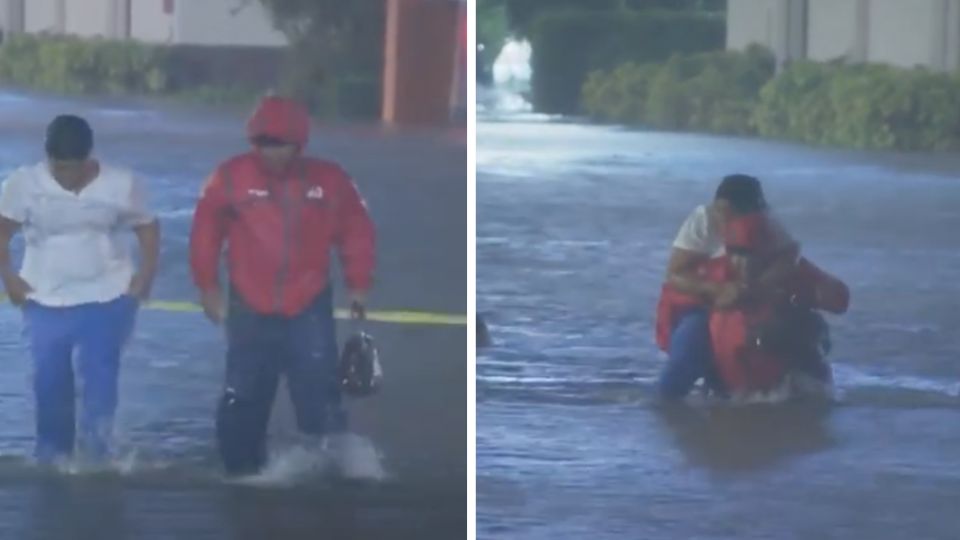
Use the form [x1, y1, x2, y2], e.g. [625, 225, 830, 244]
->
[74, 295, 139, 463]
[216, 296, 282, 476]
[25, 303, 79, 464]
[284, 288, 347, 441]
[658, 309, 718, 399]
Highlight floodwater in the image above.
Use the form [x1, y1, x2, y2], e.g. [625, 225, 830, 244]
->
[477, 104, 960, 539]
[0, 90, 466, 539]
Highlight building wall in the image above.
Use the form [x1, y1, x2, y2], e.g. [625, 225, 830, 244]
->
[21, 0, 128, 40]
[25, 0, 63, 34]
[63, 0, 112, 38]
[0, 0, 26, 34]
[174, 0, 286, 47]
[726, 0, 777, 52]
[947, 0, 960, 71]
[11, 0, 283, 47]
[806, 0, 859, 62]
[112, 0, 132, 39]
[130, 0, 174, 43]
[866, 0, 939, 68]
[783, 0, 806, 63]
[729, 0, 960, 71]
[727, 0, 809, 66]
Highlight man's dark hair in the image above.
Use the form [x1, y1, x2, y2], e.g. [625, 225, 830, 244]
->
[714, 174, 767, 214]
[45, 115, 94, 160]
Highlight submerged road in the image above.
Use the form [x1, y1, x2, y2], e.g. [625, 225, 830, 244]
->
[478, 115, 960, 540]
[0, 90, 466, 539]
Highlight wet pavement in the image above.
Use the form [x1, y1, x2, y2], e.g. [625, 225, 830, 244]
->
[477, 114, 960, 539]
[0, 90, 466, 539]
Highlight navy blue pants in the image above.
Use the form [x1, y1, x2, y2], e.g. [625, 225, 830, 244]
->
[657, 309, 721, 399]
[23, 295, 138, 463]
[217, 287, 346, 475]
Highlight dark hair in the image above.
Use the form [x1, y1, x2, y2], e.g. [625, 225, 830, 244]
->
[45, 115, 93, 160]
[714, 174, 767, 214]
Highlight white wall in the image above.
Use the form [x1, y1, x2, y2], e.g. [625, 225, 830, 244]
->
[175, 0, 286, 47]
[866, 0, 940, 68]
[0, 0, 26, 33]
[729, 0, 960, 72]
[64, 0, 112, 38]
[806, 0, 859, 62]
[946, 0, 960, 71]
[726, 0, 810, 66]
[25, 0, 62, 34]
[16, 0, 283, 47]
[130, 0, 174, 43]
[726, 0, 777, 51]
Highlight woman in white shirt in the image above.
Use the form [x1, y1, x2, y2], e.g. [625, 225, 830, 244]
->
[0, 115, 159, 465]
[658, 174, 799, 399]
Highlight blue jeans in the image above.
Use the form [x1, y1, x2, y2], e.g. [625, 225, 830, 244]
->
[23, 295, 139, 463]
[657, 309, 721, 399]
[216, 287, 347, 476]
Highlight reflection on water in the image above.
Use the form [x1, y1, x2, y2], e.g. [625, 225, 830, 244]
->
[655, 401, 836, 473]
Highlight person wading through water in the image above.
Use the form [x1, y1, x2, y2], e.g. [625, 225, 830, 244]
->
[190, 96, 376, 476]
[657, 174, 799, 399]
[0, 115, 159, 465]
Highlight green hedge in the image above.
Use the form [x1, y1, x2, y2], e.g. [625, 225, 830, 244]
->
[0, 34, 382, 119]
[326, 75, 382, 120]
[755, 61, 960, 150]
[0, 34, 168, 94]
[530, 9, 725, 115]
[584, 45, 960, 151]
[582, 62, 660, 125]
[583, 44, 774, 134]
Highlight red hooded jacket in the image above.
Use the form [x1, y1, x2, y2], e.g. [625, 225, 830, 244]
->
[655, 213, 849, 393]
[189, 97, 376, 316]
[707, 256, 848, 393]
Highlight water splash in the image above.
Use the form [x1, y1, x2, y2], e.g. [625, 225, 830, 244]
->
[492, 40, 532, 85]
[237, 433, 387, 488]
[39, 446, 174, 478]
[479, 39, 537, 117]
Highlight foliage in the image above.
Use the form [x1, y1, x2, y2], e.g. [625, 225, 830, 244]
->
[754, 61, 960, 150]
[478, 0, 510, 85]
[583, 45, 774, 134]
[583, 44, 960, 151]
[582, 62, 660, 124]
[257, 0, 384, 116]
[0, 34, 168, 95]
[530, 9, 725, 114]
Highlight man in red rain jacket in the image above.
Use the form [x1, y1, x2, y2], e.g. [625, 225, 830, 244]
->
[190, 96, 376, 475]
[656, 212, 849, 397]
[707, 213, 849, 396]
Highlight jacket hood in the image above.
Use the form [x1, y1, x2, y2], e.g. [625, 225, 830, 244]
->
[246, 96, 310, 146]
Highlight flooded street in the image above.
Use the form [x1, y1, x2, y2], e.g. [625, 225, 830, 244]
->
[477, 114, 960, 539]
[0, 91, 466, 538]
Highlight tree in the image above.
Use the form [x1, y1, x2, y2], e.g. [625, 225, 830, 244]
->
[504, 0, 621, 37]
[478, 0, 509, 84]
[257, 0, 385, 114]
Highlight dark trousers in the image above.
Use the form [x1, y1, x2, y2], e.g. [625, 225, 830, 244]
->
[216, 287, 346, 476]
[657, 309, 725, 399]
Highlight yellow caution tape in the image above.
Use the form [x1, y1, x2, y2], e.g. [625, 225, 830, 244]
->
[1, 297, 467, 326]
